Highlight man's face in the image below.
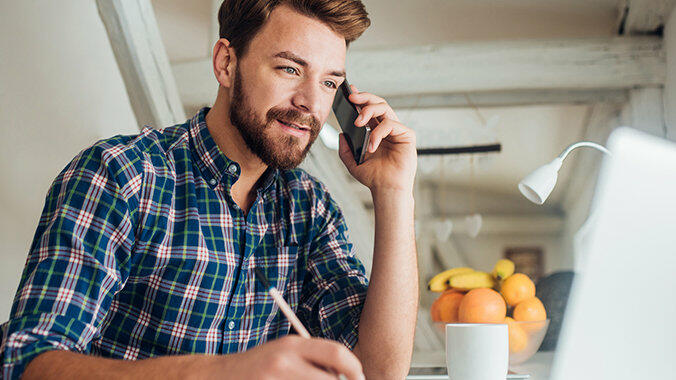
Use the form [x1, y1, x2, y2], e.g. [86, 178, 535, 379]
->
[229, 4, 347, 169]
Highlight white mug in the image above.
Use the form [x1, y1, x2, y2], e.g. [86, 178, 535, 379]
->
[446, 323, 508, 380]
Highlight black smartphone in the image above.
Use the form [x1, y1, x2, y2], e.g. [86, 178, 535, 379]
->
[332, 79, 371, 165]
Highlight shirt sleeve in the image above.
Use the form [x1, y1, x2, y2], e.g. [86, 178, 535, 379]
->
[1, 144, 137, 380]
[297, 186, 369, 350]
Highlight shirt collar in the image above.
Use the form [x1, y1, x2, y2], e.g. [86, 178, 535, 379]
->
[188, 107, 278, 192]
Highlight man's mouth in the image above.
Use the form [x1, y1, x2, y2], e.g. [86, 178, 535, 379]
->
[277, 119, 309, 132]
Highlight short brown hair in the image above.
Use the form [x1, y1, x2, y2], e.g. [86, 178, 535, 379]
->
[218, 0, 370, 58]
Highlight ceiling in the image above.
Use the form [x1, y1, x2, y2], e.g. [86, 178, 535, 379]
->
[152, 0, 620, 62]
[151, 0, 626, 213]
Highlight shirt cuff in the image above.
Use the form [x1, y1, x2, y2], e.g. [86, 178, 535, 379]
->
[336, 306, 363, 351]
[2, 331, 81, 380]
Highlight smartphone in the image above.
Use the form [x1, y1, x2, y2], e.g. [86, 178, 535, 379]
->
[332, 79, 371, 165]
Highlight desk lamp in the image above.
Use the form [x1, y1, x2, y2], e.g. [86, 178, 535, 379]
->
[518, 142, 611, 205]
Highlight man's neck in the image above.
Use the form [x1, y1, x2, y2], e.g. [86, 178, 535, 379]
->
[205, 102, 268, 214]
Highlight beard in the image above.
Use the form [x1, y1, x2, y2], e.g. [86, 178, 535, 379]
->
[229, 67, 321, 169]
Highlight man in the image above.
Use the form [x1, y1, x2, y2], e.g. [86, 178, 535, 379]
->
[1, 0, 418, 378]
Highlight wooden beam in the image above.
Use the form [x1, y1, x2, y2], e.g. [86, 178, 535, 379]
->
[96, 0, 186, 129]
[621, 0, 676, 35]
[388, 89, 629, 109]
[418, 215, 565, 236]
[623, 87, 667, 137]
[346, 37, 664, 96]
[172, 37, 664, 109]
[423, 182, 560, 216]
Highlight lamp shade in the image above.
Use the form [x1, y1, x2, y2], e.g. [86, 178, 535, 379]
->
[518, 157, 563, 205]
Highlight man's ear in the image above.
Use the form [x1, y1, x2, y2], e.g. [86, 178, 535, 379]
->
[212, 38, 237, 88]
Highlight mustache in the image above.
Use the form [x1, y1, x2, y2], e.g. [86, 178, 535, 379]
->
[267, 107, 321, 132]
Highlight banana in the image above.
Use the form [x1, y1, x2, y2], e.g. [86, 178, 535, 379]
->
[491, 259, 515, 281]
[448, 271, 495, 291]
[427, 267, 474, 292]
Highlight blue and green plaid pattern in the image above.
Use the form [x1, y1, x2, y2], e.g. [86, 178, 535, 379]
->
[0, 107, 369, 379]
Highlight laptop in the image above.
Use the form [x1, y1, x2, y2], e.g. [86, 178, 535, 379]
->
[550, 127, 676, 379]
[406, 368, 529, 379]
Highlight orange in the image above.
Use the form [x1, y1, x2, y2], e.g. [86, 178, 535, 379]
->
[430, 297, 442, 322]
[458, 288, 507, 324]
[431, 290, 464, 323]
[513, 297, 547, 322]
[505, 317, 528, 353]
[500, 273, 536, 307]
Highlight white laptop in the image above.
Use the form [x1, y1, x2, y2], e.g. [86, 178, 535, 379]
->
[550, 127, 676, 379]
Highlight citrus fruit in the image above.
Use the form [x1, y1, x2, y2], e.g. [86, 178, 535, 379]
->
[513, 297, 547, 322]
[458, 288, 507, 324]
[505, 317, 528, 353]
[431, 289, 464, 323]
[430, 298, 442, 322]
[500, 273, 536, 307]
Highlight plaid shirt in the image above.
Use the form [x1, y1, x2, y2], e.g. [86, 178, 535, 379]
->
[1, 107, 369, 379]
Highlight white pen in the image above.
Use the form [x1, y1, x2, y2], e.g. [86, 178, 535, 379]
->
[253, 267, 349, 380]
[254, 267, 311, 338]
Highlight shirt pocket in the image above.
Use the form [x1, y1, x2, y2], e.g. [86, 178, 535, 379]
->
[248, 244, 301, 334]
[252, 244, 297, 295]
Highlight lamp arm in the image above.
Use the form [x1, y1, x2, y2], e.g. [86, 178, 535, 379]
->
[558, 141, 611, 162]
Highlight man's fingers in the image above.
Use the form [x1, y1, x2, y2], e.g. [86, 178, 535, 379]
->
[367, 119, 415, 153]
[348, 89, 385, 105]
[368, 121, 393, 153]
[289, 362, 340, 380]
[354, 102, 391, 126]
[297, 338, 365, 380]
[274, 345, 343, 380]
[348, 90, 399, 122]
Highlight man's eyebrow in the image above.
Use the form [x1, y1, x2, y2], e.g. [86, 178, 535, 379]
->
[273, 51, 346, 78]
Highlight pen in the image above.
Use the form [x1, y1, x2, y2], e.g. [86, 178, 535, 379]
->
[253, 267, 349, 380]
[253, 267, 311, 338]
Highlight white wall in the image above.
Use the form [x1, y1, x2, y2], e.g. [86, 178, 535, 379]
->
[354, 0, 617, 49]
[0, 1, 139, 321]
[452, 235, 563, 277]
[152, 0, 213, 61]
[664, 5, 676, 140]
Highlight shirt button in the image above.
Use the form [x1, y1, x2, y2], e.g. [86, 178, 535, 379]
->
[209, 178, 217, 186]
[228, 164, 238, 174]
[228, 321, 236, 330]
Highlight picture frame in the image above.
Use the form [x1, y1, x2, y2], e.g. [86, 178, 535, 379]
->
[504, 247, 544, 283]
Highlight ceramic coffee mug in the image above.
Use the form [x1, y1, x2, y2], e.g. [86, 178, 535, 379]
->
[446, 323, 508, 380]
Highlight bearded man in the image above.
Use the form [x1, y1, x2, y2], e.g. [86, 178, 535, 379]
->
[1, 1, 418, 379]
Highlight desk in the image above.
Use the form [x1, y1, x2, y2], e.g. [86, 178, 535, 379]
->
[408, 351, 555, 379]
[508, 352, 555, 380]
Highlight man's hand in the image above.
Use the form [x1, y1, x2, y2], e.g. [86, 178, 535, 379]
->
[338, 84, 417, 194]
[223, 335, 365, 380]
[22, 335, 364, 380]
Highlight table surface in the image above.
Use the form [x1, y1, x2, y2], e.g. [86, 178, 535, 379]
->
[409, 351, 556, 380]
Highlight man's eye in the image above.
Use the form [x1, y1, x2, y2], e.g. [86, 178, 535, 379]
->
[324, 81, 337, 89]
[280, 67, 298, 75]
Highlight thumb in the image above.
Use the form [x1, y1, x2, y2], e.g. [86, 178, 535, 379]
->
[338, 133, 358, 174]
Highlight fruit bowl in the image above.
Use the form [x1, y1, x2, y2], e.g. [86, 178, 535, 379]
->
[430, 319, 549, 366]
[507, 319, 550, 365]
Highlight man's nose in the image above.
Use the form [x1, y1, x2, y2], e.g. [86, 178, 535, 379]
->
[291, 79, 322, 116]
